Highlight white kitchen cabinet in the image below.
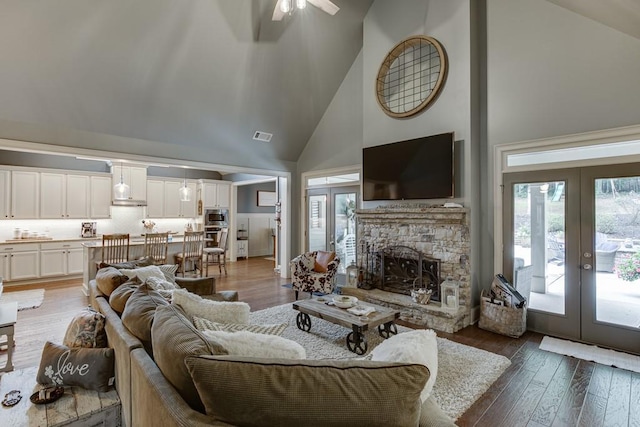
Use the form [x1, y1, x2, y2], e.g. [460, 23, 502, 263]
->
[0, 243, 39, 281]
[112, 165, 147, 202]
[40, 173, 90, 219]
[146, 179, 165, 218]
[0, 170, 9, 219]
[202, 182, 230, 208]
[40, 241, 83, 277]
[90, 175, 112, 218]
[11, 170, 39, 219]
[163, 180, 197, 218]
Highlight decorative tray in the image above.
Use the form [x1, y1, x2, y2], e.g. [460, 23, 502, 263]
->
[30, 387, 64, 405]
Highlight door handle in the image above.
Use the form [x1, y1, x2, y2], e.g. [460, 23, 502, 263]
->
[583, 264, 592, 270]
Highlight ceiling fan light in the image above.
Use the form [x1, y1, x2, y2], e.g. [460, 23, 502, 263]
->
[280, 0, 292, 14]
[296, 0, 306, 10]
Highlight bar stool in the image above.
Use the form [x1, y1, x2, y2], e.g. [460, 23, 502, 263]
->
[204, 228, 228, 276]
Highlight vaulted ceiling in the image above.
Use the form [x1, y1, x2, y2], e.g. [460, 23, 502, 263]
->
[0, 0, 373, 170]
[0, 0, 637, 173]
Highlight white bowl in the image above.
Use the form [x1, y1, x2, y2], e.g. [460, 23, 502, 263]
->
[333, 295, 358, 308]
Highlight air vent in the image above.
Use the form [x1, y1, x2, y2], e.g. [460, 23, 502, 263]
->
[253, 131, 273, 142]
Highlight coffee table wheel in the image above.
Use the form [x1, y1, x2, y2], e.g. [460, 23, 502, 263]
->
[346, 332, 368, 355]
[378, 322, 398, 339]
[296, 312, 312, 332]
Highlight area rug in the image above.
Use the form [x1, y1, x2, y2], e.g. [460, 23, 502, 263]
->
[250, 303, 511, 420]
[0, 289, 45, 311]
[540, 336, 640, 374]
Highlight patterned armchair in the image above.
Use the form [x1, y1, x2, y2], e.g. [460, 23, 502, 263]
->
[290, 251, 341, 299]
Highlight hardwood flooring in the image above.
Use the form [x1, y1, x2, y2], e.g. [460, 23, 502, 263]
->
[2, 257, 639, 426]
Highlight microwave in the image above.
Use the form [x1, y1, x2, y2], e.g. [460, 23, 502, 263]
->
[205, 209, 227, 225]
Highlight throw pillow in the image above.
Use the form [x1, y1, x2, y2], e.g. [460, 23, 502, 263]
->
[158, 264, 179, 284]
[95, 267, 127, 297]
[119, 265, 166, 283]
[37, 341, 115, 392]
[314, 250, 336, 273]
[99, 256, 154, 270]
[151, 304, 228, 413]
[63, 306, 107, 349]
[185, 356, 428, 427]
[193, 316, 288, 336]
[108, 281, 139, 315]
[172, 289, 250, 325]
[370, 329, 438, 402]
[201, 330, 305, 359]
[121, 284, 169, 356]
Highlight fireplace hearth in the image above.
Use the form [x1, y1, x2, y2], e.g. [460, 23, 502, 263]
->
[345, 205, 471, 333]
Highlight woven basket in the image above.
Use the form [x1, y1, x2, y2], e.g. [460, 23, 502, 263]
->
[478, 290, 527, 338]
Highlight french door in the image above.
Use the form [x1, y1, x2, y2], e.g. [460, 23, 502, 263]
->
[504, 163, 640, 354]
[306, 186, 358, 283]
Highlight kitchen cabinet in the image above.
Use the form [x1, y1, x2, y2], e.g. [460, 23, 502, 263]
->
[149, 179, 197, 218]
[90, 175, 112, 218]
[0, 243, 39, 281]
[146, 179, 165, 218]
[201, 182, 230, 208]
[11, 170, 39, 219]
[112, 165, 147, 202]
[0, 170, 9, 219]
[40, 173, 90, 219]
[40, 241, 84, 277]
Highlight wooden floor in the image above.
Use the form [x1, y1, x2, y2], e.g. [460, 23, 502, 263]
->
[2, 257, 639, 426]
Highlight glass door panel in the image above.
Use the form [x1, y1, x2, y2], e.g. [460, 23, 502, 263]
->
[513, 181, 566, 315]
[504, 169, 581, 340]
[307, 194, 327, 252]
[333, 192, 357, 275]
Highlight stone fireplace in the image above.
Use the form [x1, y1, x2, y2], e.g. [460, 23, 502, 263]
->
[341, 205, 471, 333]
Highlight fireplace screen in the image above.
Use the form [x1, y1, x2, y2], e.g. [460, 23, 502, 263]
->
[378, 246, 441, 301]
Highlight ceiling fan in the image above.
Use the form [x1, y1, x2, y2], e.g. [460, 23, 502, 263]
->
[272, 0, 340, 21]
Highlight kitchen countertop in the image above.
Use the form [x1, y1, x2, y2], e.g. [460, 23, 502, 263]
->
[1, 237, 101, 244]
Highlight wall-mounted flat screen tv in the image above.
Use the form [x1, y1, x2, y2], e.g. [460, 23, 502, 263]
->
[363, 132, 454, 201]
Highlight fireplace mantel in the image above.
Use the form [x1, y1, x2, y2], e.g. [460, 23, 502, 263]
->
[350, 205, 471, 333]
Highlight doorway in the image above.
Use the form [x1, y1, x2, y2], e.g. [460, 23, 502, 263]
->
[307, 185, 359, 283]
[503, 164, 640, 354]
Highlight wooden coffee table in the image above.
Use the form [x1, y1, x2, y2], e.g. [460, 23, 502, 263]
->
[292, 298, 400, 355]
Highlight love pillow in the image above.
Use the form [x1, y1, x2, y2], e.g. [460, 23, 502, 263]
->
[37, 341, 115, 392]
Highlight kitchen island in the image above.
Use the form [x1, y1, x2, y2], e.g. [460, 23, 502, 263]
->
[81, 236, 186, 296]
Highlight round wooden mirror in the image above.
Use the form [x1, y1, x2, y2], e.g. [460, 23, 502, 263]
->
[376, 36, 448, 118]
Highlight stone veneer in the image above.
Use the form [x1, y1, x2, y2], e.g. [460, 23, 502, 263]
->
[342, 205, 471, 333]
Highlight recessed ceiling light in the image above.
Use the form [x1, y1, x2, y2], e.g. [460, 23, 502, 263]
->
[253, 131, 273, 142]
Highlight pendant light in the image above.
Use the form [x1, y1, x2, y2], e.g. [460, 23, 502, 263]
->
[113, 162, 130, 200]
[179, 170, 191, 202]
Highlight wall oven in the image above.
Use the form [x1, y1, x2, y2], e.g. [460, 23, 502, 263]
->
[205, 209, 228, 247]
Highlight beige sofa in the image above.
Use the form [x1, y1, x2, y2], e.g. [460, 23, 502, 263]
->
[90, 275, 457, 427]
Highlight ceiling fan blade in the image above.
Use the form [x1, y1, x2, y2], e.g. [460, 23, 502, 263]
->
[308, 0, 340, 15]
[272, 0, 286, 21]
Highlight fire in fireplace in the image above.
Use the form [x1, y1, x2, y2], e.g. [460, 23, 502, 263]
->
[372, 246, 441, 302]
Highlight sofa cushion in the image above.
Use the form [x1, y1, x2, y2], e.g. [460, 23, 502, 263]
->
[121, 284, 168, 356]
[120, 265, 167, 283]
[314, 250, 336, 273]
[37, 341, 115, 392]
[185, 356, 429, 427]
[158, 264, 179, 283]
[108, 281, 139, 315]
[371, 330, 438, 402]
[152, 304, 228, 413]
[63, 306, 107, 349]
[172, 289, 250, 325]
[201, 330, 305, 359]
[193, 316, 288, 336]
[99, 256, 154, 270]
[95, 267, 128, 297]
